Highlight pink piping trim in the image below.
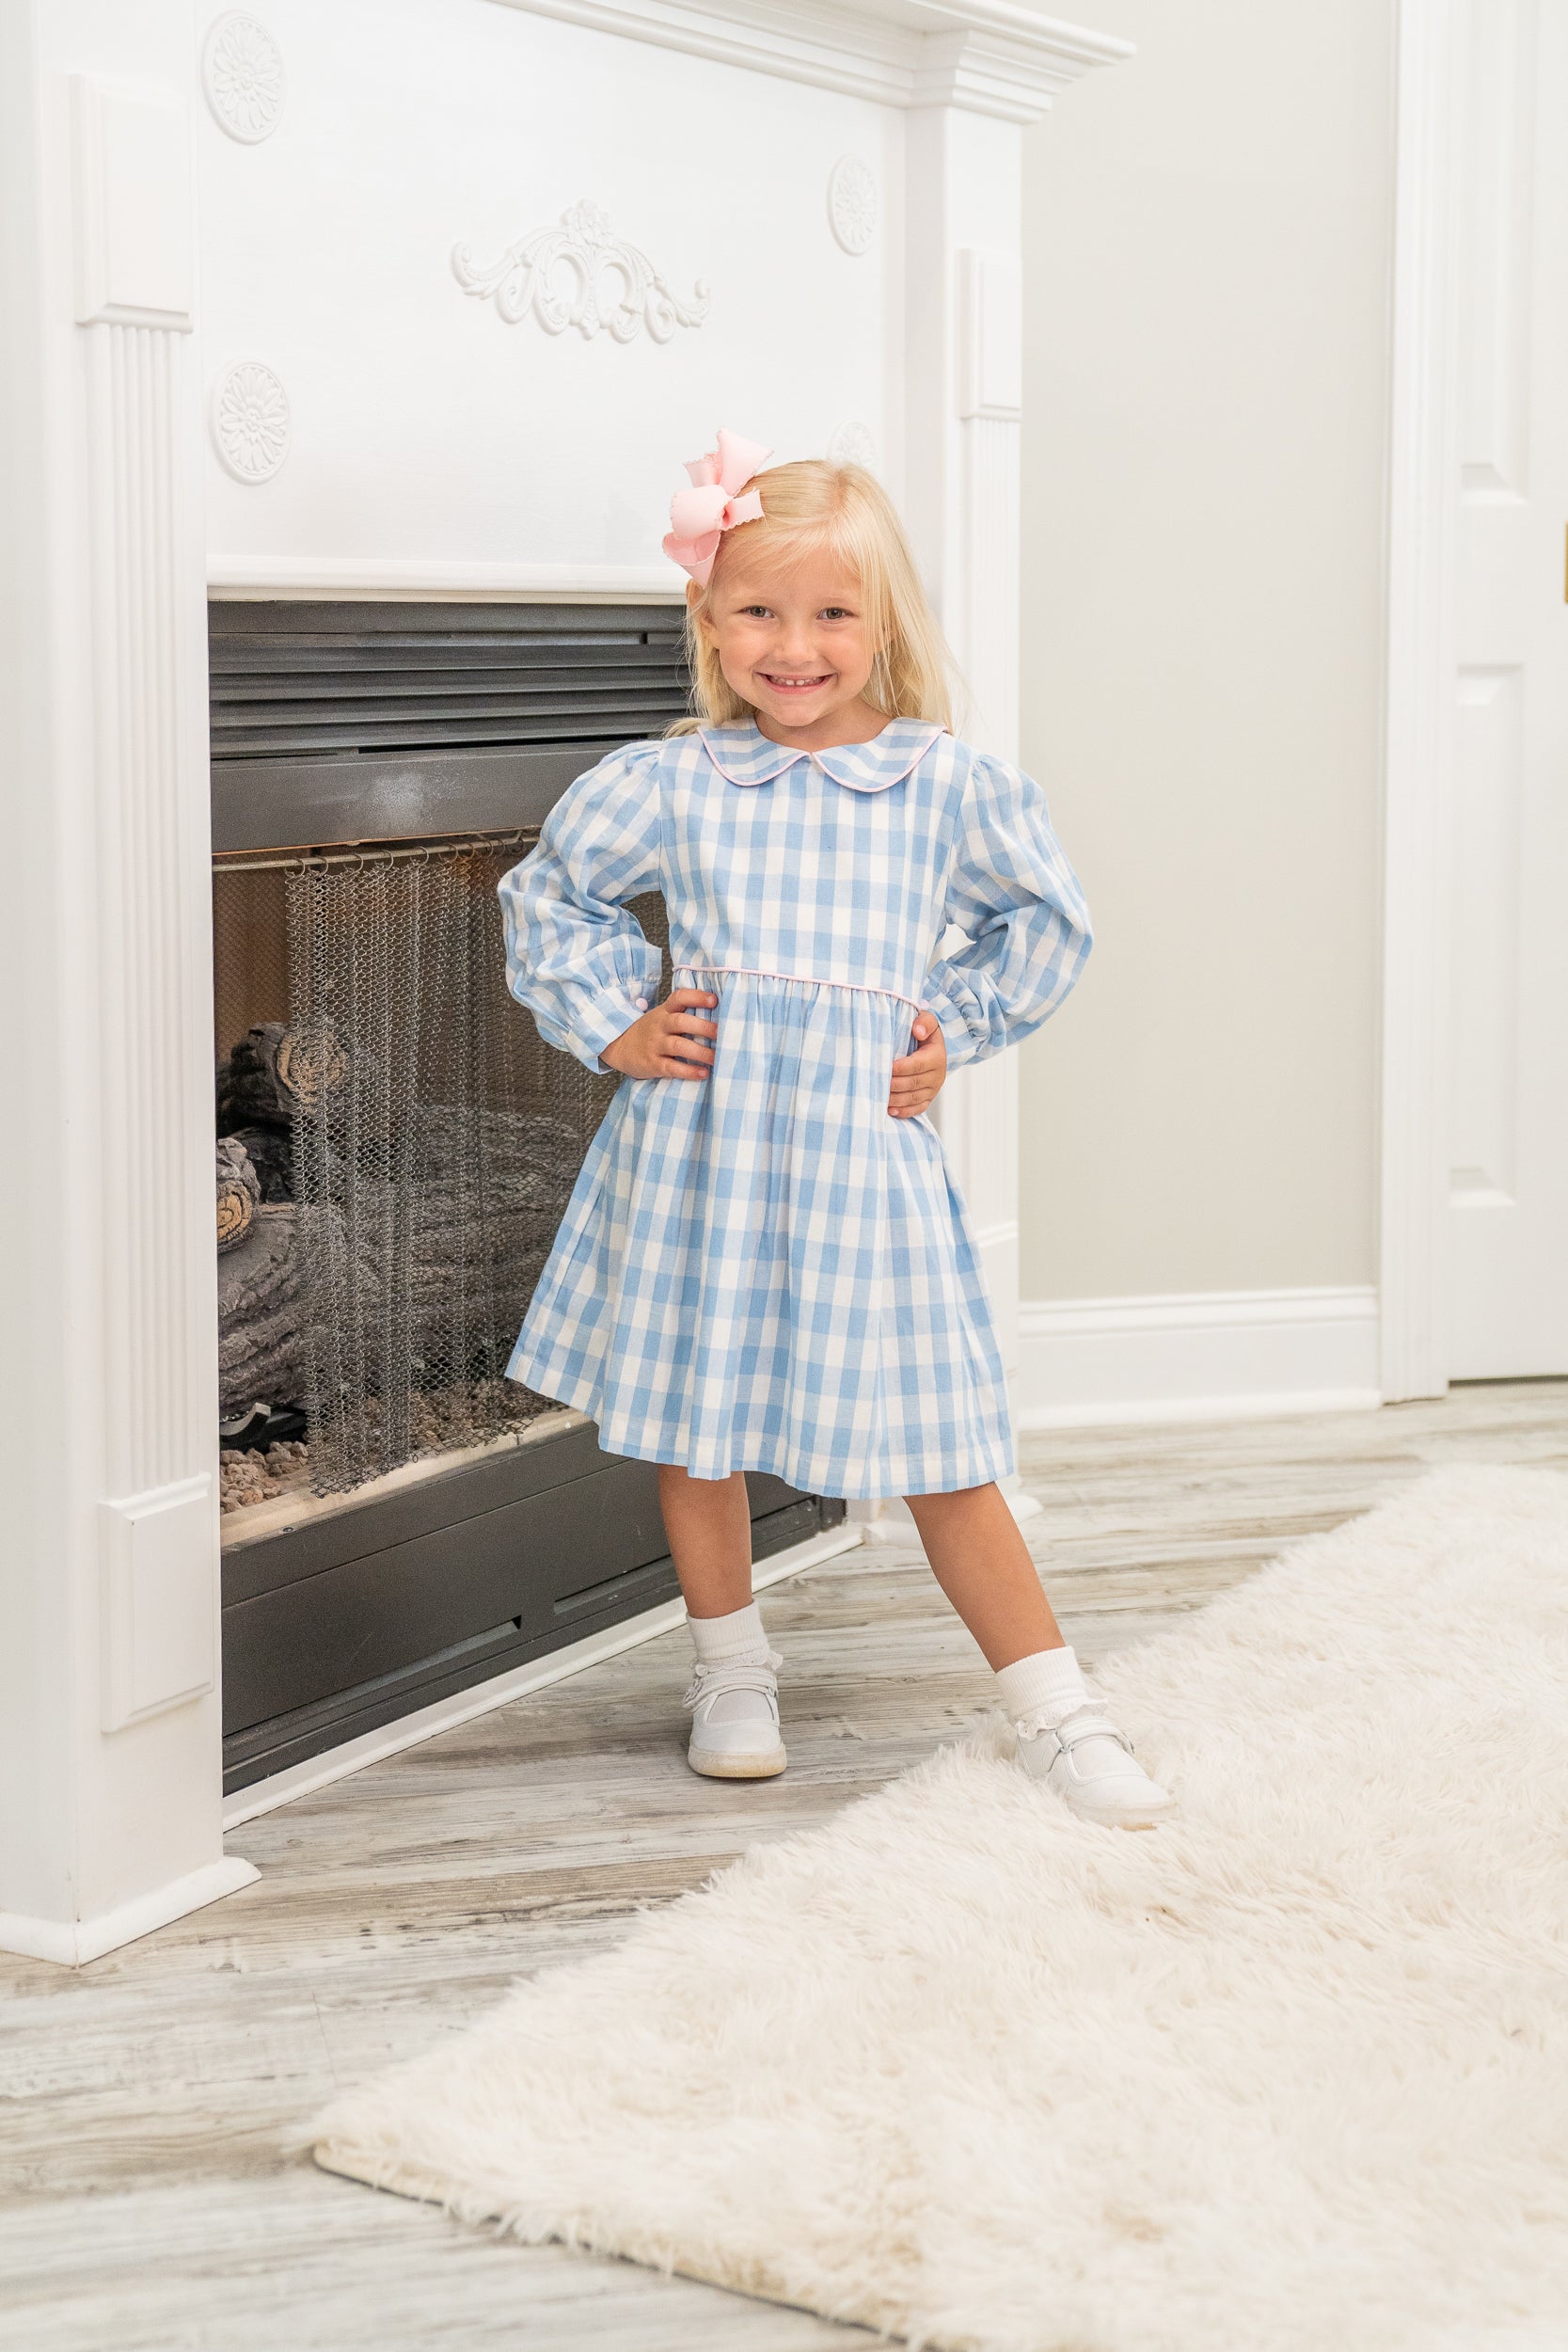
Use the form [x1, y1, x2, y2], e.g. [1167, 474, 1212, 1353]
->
[698, 739, 798, 786]
[674, 961, 923, 1016]
[699, 723, 943, 790]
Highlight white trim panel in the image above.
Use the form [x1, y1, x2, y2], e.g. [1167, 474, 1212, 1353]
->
[1379, 0, 1465, 1402]
[71, 78, 194, 330]
[100, 1474, 215, 1730]
[223, 1521, 862, 1829]
[1015, 1287, 1382, 1430]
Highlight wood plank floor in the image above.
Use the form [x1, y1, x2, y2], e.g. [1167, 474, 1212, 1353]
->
[3, 1381, 1564, 2351]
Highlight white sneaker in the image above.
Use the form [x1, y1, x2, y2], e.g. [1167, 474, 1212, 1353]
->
[1015, 1703, 1177, 1830]
[683, 1651, 786, 1780]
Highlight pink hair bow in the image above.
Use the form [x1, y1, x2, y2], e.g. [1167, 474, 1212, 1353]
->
[662, 427, 773, 587]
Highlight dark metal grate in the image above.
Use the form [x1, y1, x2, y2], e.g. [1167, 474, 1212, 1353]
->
[207, 599, 691, 853]
[209, 600, 690, 760]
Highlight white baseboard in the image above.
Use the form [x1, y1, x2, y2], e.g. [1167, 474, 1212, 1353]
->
[0, 1855, 261, 1969]
[223, 1520, 863, 1830]
[1013, 1286, 1381, 1431]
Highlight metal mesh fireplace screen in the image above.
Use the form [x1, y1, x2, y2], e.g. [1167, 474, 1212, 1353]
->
[214, 836, 667, 1498]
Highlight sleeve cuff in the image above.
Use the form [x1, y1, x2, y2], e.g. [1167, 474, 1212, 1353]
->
[924, 975, 984, 1072]
[571, 987, 653, 1075]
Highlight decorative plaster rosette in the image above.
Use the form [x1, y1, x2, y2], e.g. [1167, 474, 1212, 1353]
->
[828, 421, 878, 469]
[827, 156, 879, 256]
[452, 200, 709, 344]
[202, 12, 285, 144]
[211, 360, 291, 484]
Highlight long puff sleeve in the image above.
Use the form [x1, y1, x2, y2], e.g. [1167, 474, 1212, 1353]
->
[499, 743, 664, 1074]
[923, 752, 1092, 1071]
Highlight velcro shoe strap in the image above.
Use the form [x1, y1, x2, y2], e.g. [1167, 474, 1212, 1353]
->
[1018, 1708, 1133, 1760]
[683, 1657, 781, 1711]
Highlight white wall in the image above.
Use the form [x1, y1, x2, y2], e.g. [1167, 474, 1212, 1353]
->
[1014, 0, 1395, 1312]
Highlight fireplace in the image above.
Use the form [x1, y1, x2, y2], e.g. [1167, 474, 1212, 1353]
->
[6, 0, 1115, 1965]
[210, 601, 844, 1793]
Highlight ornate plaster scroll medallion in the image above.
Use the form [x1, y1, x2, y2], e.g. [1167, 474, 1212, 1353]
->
[211, 359, 291, 483]
[202, 12, 286, 144]
[827, 156, 879, 256]
[828, 421, 878, 469]
[451, 200, 710, 344]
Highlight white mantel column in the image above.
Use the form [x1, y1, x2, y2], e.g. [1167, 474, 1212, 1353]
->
[903, 96, 1032, 1400]
[0, 1, 255, 1964]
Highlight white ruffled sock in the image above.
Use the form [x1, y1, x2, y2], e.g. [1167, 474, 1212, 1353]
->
[687, 1598, 770, 1669]
[998, 1645, 1176, 1824]
[995, 1644, 1088, 1726]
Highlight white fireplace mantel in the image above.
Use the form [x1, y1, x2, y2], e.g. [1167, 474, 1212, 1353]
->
[484, 0, 1131, 119]
[0, 0, 1125, 1964]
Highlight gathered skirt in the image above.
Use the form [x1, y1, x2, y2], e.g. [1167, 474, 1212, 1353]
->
[506, 970, 1014, 1500]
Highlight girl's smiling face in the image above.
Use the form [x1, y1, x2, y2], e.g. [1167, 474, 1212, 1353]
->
[694, 549, 887, 749]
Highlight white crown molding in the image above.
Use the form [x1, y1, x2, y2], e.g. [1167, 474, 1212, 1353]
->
[206, 556, 687, 601]
[482, 0, 1132, 122]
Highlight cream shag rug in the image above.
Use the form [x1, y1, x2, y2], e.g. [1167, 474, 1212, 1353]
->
[313, 1467, 1568, 2351]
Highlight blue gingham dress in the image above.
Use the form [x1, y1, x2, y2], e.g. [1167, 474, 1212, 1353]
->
[499, 720, 1091, 1499]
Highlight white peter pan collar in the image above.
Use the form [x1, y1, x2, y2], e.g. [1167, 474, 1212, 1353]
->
[699, 718, 944, 793]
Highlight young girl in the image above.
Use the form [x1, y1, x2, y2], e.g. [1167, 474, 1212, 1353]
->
[499, 429, 1174, 1831]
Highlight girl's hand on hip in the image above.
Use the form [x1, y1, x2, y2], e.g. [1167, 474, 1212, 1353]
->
[601, 989, 719, 1080]
[888, 1011, 946, 1119]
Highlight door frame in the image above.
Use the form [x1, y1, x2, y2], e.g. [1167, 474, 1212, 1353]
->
[1379, 0, 1469, 1400]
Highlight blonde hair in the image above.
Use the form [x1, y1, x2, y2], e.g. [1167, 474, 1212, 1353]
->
[671, 459, 956, 734]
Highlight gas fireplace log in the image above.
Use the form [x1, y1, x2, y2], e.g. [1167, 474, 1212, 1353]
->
[228, 1122, 294, 1202]
[216, 1200, 356, 1419]
[287, 1109, 579, 1263]
[218, 1203, 305, 1317]
[217, 1021, 349, 1130]
[215, 1137, 261, 1254]
[219, 1310, 309, 1421]
[215, 1106, 584, 1420]
[411, 1106, 585, 1192]
[217, 1204, 307, 1416]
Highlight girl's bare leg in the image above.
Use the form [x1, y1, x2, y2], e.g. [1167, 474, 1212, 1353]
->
[657, 1465, 754, 1618]
[661, 1467, 783, 1780]
[904, 1483, 1064, 1670]
[909, 1483, 1177, 1826]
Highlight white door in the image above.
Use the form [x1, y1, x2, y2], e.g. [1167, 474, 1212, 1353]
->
[1448, 0, 1568, 1376]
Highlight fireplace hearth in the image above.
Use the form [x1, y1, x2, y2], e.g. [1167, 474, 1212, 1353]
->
[212, 602, 843, 1793]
